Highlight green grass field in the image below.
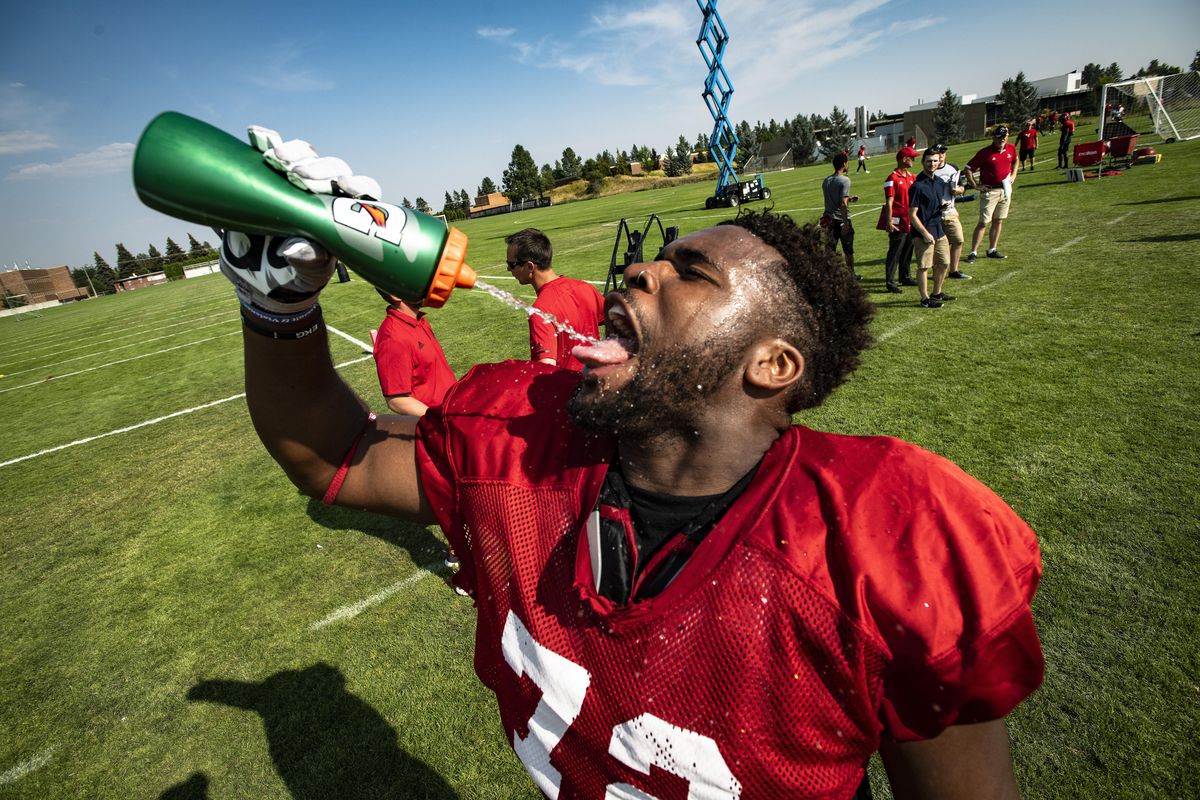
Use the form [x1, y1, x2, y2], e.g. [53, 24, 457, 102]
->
[1, 124, 1197, 798]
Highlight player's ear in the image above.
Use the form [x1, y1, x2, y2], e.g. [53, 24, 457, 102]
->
[744, 338, 804, 393]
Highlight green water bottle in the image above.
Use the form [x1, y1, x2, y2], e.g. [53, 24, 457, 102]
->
[132, 111, 475, 307]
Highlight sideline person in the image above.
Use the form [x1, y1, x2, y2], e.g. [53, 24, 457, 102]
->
[932, 144, 971, 280]
[856, 144, 869, 173]
[877, 146, 920, 293]
[506, 227, 604, 371]
[822, 152, 861, 275]
[909, 148, 955, 308]
[964, 126, 1018, 263]
[1017, 121, 1038, 171]
[372, 289, 456, 416]
[1056, 113, 1075, 169]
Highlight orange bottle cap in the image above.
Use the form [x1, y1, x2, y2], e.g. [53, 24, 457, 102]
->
[424, 226, 475, 308]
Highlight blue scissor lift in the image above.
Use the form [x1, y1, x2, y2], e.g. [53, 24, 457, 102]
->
[696, 0, 770, 209]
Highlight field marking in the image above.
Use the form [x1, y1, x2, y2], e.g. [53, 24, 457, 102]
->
[308, 561, 445, 631]
[876, 315, 929, 342]
[875, 269, 1023, 342]
[326, 325, 373, 352]
[1050, 236, 1086, 254]
[0, 746, 57, 785]
[0, 331, 242, 395]
[1106, 212, 1133, 226]
[0, 355, 374, 469]
[1, 315, 237, 379]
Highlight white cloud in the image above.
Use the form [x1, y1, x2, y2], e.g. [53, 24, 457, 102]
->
[0, 131, 56, 155]
[477, 27, 515, 40]
[8, 82, 25, 89]
[8, 142, 134, 180]
[245, 43, 335, 93]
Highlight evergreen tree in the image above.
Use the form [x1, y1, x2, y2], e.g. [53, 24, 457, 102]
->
[997, 72, 1039, 126]
[115, 243, 137, 278]
[694, 132, 710, 163]
[932, 88, 966, 145]
[457, 189, 471, 210]
[615, 151, 631, 176]
[539, 164, 556, 195]
[415, 197, 431, 213]
[443, 190, 455, 213]
[648, 148, 660, 171]
[663, 147, 681, 178]
[788, 114, 817, 166]
[164, 237, 186, 265]
[819, 106, 854, 161]
[146, 244, 165, 273]
[734, 120, 755, 168]
[134, 252, 149, 275]
[581, 158, 607, 193]
[503, 144, 541, 203]
[1191, 50, 1200, 72]
[673, 136, 694, 175]
[92, 252, 116, 294]
[480, 176, 497, 195]
[559, 147, 583, 180]
[186, 233, 206, 260]
[401, 197, 414, 209]
[1131, 58, 1181, 78]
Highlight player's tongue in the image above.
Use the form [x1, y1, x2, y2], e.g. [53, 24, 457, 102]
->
[573, 337, 633, 366]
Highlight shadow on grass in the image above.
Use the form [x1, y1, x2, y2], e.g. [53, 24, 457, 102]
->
[1119, 232, 1200, 243]
[185, 664, 459, 799]
[159, 772, 208, 799]
[305, 496, 449, 565]
[1118, 195, 1200, 205]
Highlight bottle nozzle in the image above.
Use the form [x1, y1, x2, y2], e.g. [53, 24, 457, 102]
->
[424, 227, 474, 308]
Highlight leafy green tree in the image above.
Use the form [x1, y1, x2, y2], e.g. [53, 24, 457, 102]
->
[164, 237, 186, 265]
[998, 71, 1039, 126]
[734, 120, 755, 168]
[694, 132, 710, 163]
[1082, 62, 1123, 114]
[614, 151, 631, 176]
[457, 189, 472, 210]
[479, 176, 497, 195]
[1131, 58, 1181, 78]
[145, 244, 165, 273]
[819, 106, 854, 161]
[559, 147, 583, 180]
[581, 158, 607, 193]
[134, 252, 149, 275]
[540, 164, 556, 195]
[788, 113, 817, 166]
[932, 88, 966, 145]
[502, 144, 541, 203]
[115, 243, 137, 278]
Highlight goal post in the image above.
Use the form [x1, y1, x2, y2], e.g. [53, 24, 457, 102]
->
[1099, 72, 1200, 145]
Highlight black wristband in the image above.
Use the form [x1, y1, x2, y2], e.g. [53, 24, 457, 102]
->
[240, 307, 325, 340]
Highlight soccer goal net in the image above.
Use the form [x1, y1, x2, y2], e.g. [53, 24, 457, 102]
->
[1099, 72, 1200, 144]
[743, 147, 794, 173]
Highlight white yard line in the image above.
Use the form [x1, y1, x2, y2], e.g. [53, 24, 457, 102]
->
[0, 746, 57, 785]
[1050, 236, 1086, 254]
[326, 325, 373, 353]
[0, 355, 374, 469]
[308, 561, 445, 631]
[1106, 211, 1133, 226]
[1, 316, 237, 379]
[876, 315, 930, 342]
[960, 269, 1023, 297]
[0, 331, 242, 395]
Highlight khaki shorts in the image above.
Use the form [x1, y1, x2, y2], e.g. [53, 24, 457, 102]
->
[914, 234, 950, 271]
[978, 187, 1010, 225]
[942, 210, 964, 246]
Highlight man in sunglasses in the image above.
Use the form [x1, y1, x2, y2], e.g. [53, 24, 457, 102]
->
[505, 227, 605, 371]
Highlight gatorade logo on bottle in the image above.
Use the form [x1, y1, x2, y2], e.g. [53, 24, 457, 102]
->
[328, 197, 422, 262]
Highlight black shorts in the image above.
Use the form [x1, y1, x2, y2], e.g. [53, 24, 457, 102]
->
[1020, 147, 1035, 159]
[827, 218, 854, 256]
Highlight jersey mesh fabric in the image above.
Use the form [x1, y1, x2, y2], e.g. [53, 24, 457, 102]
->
[415, 361, 1043, 799]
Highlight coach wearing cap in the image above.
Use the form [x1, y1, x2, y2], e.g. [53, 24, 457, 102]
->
[963, 125, 1019, 264]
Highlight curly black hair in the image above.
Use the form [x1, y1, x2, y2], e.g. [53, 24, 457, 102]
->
[720, 210, 874, 413]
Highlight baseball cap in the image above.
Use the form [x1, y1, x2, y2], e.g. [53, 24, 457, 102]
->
[993, 125, 1010, 137]
[932, 143, 948, 153]
[897, 146, 919, 159]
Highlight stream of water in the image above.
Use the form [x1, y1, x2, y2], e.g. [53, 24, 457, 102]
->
[472, 277, 602, 347]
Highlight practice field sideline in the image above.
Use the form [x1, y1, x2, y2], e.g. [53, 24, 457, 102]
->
[0, 126, 1196, 798]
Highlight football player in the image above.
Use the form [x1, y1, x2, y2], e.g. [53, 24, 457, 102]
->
[224, 133, 1043, 798]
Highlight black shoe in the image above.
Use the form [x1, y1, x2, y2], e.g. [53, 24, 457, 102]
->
[948, 270, 973, 280]
[885, 283, 902, 293]
[920, 297, 943, 309]
[930, 292, 956, 302]
[900, 277, 919, 286]
[986, 249, 1007, 259]
[965, 252, 977, 264]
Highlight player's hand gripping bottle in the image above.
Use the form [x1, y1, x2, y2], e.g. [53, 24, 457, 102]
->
[132, 112, 475, 307]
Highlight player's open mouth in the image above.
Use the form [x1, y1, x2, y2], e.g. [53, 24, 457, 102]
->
[573, 296, 640, 370]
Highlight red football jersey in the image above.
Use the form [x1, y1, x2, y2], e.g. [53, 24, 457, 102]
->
[416, 362, 1043, 799]
[967, 143, 1018, 185]
[877, 169, 916, 232]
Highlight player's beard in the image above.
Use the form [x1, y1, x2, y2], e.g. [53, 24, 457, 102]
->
[568, 324, 755, 437]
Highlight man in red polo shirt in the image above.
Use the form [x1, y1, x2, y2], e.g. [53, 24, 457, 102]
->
[1057, 113, 1076, 169]
[877, 146, 920, 293]
[964, 126, 1019, 263]
[373, 290, 457, 416]
[1018, 121, 1039, 172]
[506, 227, 605, 371]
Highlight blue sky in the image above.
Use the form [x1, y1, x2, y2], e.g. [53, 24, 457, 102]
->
[2, 0, 1196, 270]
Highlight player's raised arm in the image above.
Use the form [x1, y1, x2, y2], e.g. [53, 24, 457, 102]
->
[217, 127, 432, 522]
